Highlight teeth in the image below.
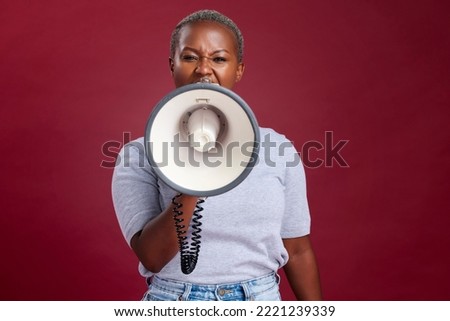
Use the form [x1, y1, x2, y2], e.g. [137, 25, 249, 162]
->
[199, 77, 211, 83]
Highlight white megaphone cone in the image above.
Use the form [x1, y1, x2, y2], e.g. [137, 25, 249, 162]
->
[145, 82, 259, 197]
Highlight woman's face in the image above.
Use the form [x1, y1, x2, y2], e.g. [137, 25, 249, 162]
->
[170, 21, 244, 89]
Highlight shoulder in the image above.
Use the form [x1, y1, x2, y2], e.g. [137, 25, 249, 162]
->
[123, 137, 145, 150]
[259, 127, 296, 150]
[259, 127, 292, 144]
[257, 127, 301, 166]
[113, 136, 152, 172]
[116, 137, 146, 158]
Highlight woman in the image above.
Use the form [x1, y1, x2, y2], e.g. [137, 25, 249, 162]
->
[112, 9, 322, 301]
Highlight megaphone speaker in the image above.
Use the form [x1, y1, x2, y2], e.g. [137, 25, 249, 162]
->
[144, 83, 260, 197]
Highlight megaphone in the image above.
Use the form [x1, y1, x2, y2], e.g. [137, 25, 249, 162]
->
[144, 83, 260, 197]
[144, 82, 259, 274]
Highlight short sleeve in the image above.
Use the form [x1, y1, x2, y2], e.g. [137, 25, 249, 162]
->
[111, 138, 162, 245]
[279, 140, 311, 238]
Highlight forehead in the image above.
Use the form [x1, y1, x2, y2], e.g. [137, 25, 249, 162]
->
[176, 21, 238, 52]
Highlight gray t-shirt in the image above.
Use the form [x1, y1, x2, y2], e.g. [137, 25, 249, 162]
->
[112, 127, 311, 284]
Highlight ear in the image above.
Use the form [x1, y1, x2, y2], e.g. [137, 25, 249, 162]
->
[235, 62, 245, 82]
[169, 57, 175, 75]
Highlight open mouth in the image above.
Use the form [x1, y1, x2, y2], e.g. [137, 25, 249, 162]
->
[197, 77, 212, 84]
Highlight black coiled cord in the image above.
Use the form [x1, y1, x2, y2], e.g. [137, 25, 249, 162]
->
[171, 193, 205, 274]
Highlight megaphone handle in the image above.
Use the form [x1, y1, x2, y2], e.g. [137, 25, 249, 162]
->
[171, 193, 204, 275]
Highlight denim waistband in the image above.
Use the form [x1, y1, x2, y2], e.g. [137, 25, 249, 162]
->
[144, 272, 280, 301]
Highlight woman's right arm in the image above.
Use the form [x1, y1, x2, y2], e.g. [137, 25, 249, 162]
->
[112, 141, 199, 273]
[130, 194, 199, 273]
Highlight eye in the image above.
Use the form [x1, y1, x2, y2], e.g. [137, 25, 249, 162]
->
[181, 54, 198, 62]
[212, 57, 227, 64]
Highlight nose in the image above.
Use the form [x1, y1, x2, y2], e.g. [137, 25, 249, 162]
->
[195, 57, 213, 76]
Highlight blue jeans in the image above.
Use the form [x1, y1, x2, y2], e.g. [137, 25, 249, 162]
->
[142, 272, 281, 301]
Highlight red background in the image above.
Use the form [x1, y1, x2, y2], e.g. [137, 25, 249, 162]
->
[1, 0, 449, 300]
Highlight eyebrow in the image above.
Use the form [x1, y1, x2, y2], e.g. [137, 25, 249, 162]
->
[180, 47, 230, 55]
